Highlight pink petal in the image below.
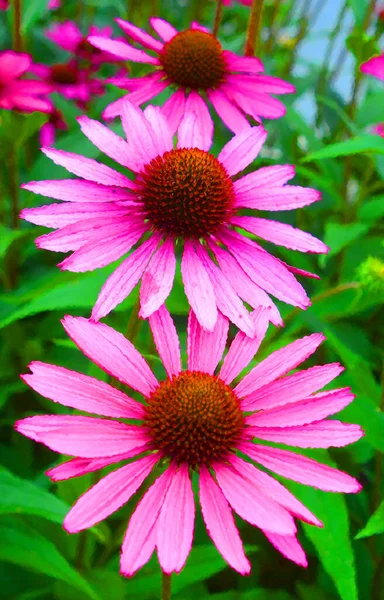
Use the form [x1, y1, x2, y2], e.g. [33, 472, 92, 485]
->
[149, 305, 181, 379]
[121, 465, 175, 577]
[250, 74, 296, 94]
[92, 236, 159, 321]
[15, 415, 150, 458]
[160, 89, 186, 135]
[177, 112, 207, 151]
[88, 35, 159, 64]
[214, 462, 296, 535]
[0, 50, 31, 81]
[187, 310, 229, 374]
[249, 421, 364, 449]
[21, 202, 131, 229]
[217, 126, 267, 177]
[223, 50, 264, 74]
[199, 465, 250, 574]
[139, 238, 176, 318]
[150, 17, 178, 42]
[230, 455, 321, 527]
[42, 148, 133, 188]
[182, 91, 213, 151]
[181, 241, 217, 332]
[264, 532, 307, 567]
[22, 362, 144, 419]
[234, 165, 295, 197]
[64, 454, 158, 532]
[360, 54, 384, 81]
[241, 442, 362, 493]
[120, 99, 163, 170]
[235, 185, 321, 211]
[208, 88, 250, 134]
[219, 307, 269, 384]
[116, 18, 163, 52]
[46, 451, 141, 482]
[247, 387, 355, 428]
[235, 333, 325, 398]
[282, 261, 320, 280]
[124, 76, 169, 107]
[230, 88, 287, 120]
[231, 216, 329, 254]
[21, 180, 134, 202]
[242, 363, 344, 411]
[190, 21, 210, 33]
[157, 464, 195, 574]
[143, 105, 174, 156]
[62, 316, 158, 396]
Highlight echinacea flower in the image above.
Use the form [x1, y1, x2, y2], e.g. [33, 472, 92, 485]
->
[0, 50, 53, 113]
[15, 308, 363, 575]
[88, 18, 295, 132]
[360, 53, 384, 81]
[48, 0, 61, 9]
[22, 102, 326, 335]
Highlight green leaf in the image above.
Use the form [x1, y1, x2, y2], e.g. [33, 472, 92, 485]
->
[358, 196, 384, 222]
[347, 0, 369, 26]
[0, 467, 68, 524]
[0, 226, 26, 260]
[302, 135, 384, 162]
[21, 0, 48, 31]
[356, 500, 384, 539]
[320, 223, 369, 266]
[0, 517, 99, 600]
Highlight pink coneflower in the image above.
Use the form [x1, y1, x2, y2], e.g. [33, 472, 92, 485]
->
[48, 0, 61, 9]
[88, 18, 295, 131]
[22, 102, 326, 335]
[373, 123, 384, 137]
[15, 309, 363, 575]
[360, 54, 384, 81]
[0, 51, 53, 113]
[0, 0, 8, 9]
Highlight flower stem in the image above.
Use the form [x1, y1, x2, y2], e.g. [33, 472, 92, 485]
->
[12, 0, 23, 52]
[213, 0, 223, 38]
[8, 148, 19, 230]
[244, 0, 264, 56]
[126, 298, 141, 344]
[161, 572, 172, 600]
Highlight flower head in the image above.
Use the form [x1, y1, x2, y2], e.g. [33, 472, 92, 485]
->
[88, 18, 295, 132]
[356, 256, 384, 295]
[360, 53, 384, 81]
[0, 51, 53, 113]
[373, 122, 384, 137]
[16, 308, 363, 575]
[22, 102, 326, 335]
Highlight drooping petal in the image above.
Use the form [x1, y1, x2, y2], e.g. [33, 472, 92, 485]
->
[264, 532, 308, 567]
[21, 202, 131, 229]
[199, 465, 250, 574]
[219, 307, 269, 384]
[121, 99, 163, 170]
[62, 316, 158, 396]
[21, 179, 134, 202]
[208, 88, 250, 134]
[143, 105, 174, 156]
[235, 333, 325, 398]
[235, 185, 321, 211]
[88, 35, 160, 64]
[22, 362, 144, 419]
[149, 305, 181, 378]
[181, 241, 217, 332]
[187, 310, 229, 374]
[181, 90, 213, 151]
[150, 17, 178, 42]
[241, 442, 362, 493]
[234, 165, 295, 196]
[46, 451, 142, 482]
[139, 238, 176, 318]
[160, 89, 186, 135]
[248, 421, 364, 449]
[217, 126, 267, 177]
[64, 454, 158, 532]
[222, 51, 264, 74]
[15, 415, 150, 458]
[116, 18, 164, 52]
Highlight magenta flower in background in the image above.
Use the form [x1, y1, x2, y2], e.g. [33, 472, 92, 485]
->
[22, 102, 326, 335]
[222, 0, 252, 5]
[373, 123, 384, 137]
[0, 51, 53, 113]
[0, 0, 8, 9]
[48, 0, 61, 9]
[360, 54, 384, 81]
[15, 308, 363, 575]
[39, 105, 67, 147]
[88, 18, 295, 131]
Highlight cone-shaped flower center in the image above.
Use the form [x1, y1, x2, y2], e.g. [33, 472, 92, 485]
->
[50, 64, 78, 84]
[144, 371, 245, 467]
[136, 148, 235, 238]
[159, 30, 226, 89]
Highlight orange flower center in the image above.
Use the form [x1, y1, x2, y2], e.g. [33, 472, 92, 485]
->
[50, 64, 78, 84]
[159, 29, 226, 90]
[144, 371, 245, 467]
[136, 148, 235, 239]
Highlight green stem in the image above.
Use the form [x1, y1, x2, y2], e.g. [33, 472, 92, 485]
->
[126, 298, 141, 344]
[264, 0, 283, 54]
[12, 0, 23, 52]
[213, 0, 223, 38]
[161, 572, 172, 600]
[8, 148, 19, 230]
[244, 0, 264, 56]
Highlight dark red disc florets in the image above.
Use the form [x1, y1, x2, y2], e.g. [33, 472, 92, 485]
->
[143, 371, 245, 467]
[50, 63, 78, 84]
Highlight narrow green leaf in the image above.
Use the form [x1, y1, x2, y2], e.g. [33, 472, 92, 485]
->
[347, 0, 369, 27]
[302, 135, 384, 162]
[356, 500, 384, 539]
[320, 223, 369, 267]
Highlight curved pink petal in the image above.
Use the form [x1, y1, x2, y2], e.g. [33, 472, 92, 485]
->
[217, 126, 267, 177]
[231, 216, 329, 254]
[121, 465, 175, 577]
[249, 421, 364, 448]
[181, 241, 217, 332]
[235, 332, 324, 398]
[0, 50, 30, 81]
[42, 148, 133, 188]
[360, 54, 384, 81]
[139, 238, 176, 318]
[88, 35, 159, 64]
[242, 363, 344, 411]
[187, 310, 229, 374]
[214, 462, 296, 535]
[241, 442, 362, 493]
[92, 236, 159, 321]
[64, 454, 158, 532]
[143, 105, 174, 156]
[121, 99, 162, 170]
[234, 165, 295, 198]
[250, 74, 295, 94]
[157, 464, 195, 574]
[182, 91, 213, 151]
[161, 89, 186, 135]
[62, 316, 158, 396]
[116, 18, 163, 52]
[21, 202, 131, 229]
[208, 88, 250, 134]
[177, 112, 207, 151]
[15, 415, 150, 458]
[149, 305, 181, 379]
[199, 465, 250, 574]
[235, 185, 321, 211]
[219, 307, 269, 384]
[230, 88, 287, 120]
[150, 17, 177, 42]
[22, 361, 144, 419]
[124, 76, 169, 107]
[264, 532, 307, 567]
[46, 451, 143, 482]
[22, 180, 134, 202]
[223, 50, 264, 74]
